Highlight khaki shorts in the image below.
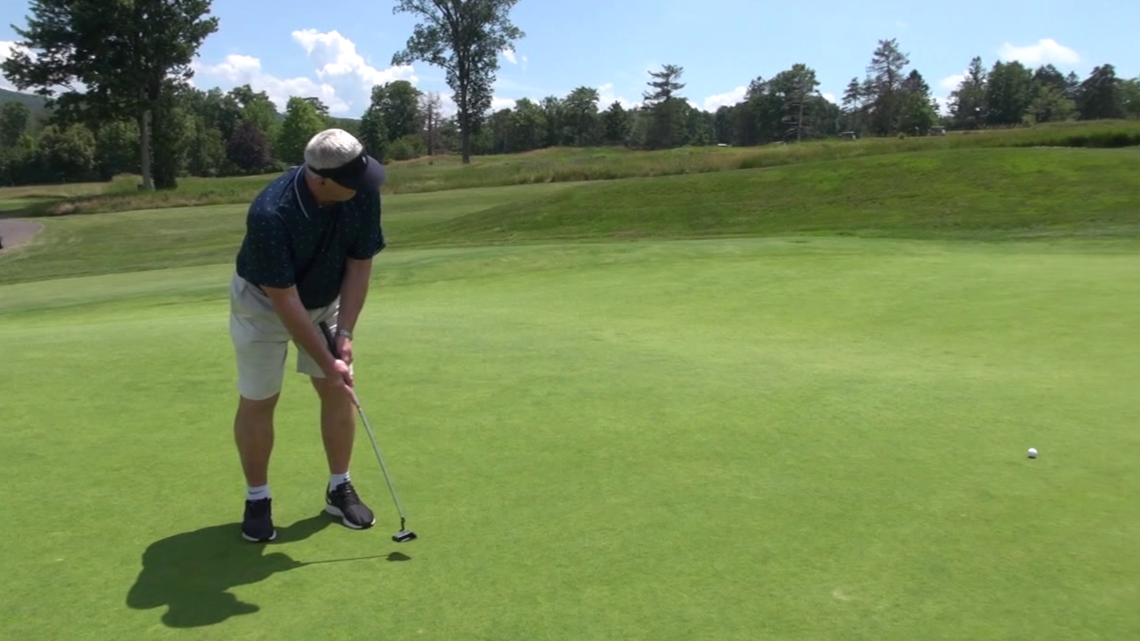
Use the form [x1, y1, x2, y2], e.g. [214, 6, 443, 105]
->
[228, 272, 346, 400]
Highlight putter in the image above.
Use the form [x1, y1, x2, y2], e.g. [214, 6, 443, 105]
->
[319, 321, 417, 543]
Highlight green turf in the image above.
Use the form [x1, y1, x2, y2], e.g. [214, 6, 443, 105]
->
[1, 236, 1139, 641]
[2, 141, 1139, 639]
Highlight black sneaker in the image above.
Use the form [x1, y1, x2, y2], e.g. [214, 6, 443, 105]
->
[326, 481, 376, 529]
[242, 498, 277, 542]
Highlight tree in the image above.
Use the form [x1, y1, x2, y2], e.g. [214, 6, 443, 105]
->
[602, 101, 630, 145]
[898, 69, 938, 134]
[1122, 77, 1140, 119]
[419, 91, 444, 158]
[984, 60, 1035, 125]
[359, 105, 388, 162]
[391, 0, 525, 163]
[864, 38, 911, 135]
[1076, 64, 1125, 120]
[509, 96, 545, 151]
[0, 102, 30, 149]
[37, 123, 96, 183]
[563, 86, 601, 146]
[771, 63, 820, 141]
[642, 64, 688, 149]
[949, 56, 987, 129]
[150, 80, 192, 188]
[841, 77, 865, 133]
[2, 0, 219, 190]
[277, 97, 328, 165]
[227, 120, 270, 173]
[303, 97, 331, 119]
[373, 80, 423, 143]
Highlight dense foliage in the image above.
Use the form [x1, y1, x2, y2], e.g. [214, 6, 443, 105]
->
[1, 6, 1138, 190]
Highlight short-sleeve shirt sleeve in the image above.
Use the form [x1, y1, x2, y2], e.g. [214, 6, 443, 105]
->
[241, 208, 295, 288]
[348, 190, 386, 260]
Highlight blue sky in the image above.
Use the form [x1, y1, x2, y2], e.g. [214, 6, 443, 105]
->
[2, 0, 1137, 118]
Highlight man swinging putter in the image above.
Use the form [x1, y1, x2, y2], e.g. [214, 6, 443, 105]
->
[228, 128, 387, 542]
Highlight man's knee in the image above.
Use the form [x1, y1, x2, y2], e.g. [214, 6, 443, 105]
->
[309, 377, 354, 406]
[237, 393, 280, 418]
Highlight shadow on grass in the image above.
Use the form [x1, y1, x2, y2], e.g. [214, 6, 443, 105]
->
[125, 512, 401, 628]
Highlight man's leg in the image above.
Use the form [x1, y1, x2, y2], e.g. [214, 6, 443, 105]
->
[311, 375, 354, 479]
[296, 311, 376, 530]
[233, 394, 279, 542]
[229, 273, 290, 542]
[234, 394, 279, 488]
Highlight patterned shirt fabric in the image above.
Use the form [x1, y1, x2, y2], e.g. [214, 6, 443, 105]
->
[235, 165, 386, 310]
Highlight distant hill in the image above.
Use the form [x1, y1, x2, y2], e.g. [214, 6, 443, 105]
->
[0, 87, 51, 121]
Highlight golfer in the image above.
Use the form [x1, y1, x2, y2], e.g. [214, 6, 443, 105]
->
[228, 128, 386, 542]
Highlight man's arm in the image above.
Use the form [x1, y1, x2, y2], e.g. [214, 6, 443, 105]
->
[337, 257, 373, 337]
[262, 284, 347, 383]
[338, 187, 385, 348]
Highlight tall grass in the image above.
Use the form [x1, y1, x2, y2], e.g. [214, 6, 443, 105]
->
[5, 119, 1139, 217]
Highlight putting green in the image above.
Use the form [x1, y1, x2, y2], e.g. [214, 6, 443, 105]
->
[1, 237, 1138, 640]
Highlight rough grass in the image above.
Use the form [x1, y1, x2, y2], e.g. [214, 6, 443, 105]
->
[3, 146, 1137, 286]
[4, 119, 1138, 217]
[391, 147, 1140, 245]
[0, 183, 573, 285]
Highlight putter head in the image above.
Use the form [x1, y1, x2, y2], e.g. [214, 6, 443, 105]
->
[392, 529, 417, 543]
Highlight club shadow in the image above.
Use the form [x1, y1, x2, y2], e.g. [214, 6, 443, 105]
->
[125, 512, 333, 628]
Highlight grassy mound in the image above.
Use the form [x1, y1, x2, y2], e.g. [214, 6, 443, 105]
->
[399, 147, 1140, 245]
[4, 119, 1139, 217]
[3, 146, 1138, 286]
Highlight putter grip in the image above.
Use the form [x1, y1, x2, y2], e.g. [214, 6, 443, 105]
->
[318, 321, 339, 358]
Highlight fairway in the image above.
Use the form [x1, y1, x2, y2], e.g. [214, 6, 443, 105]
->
[2, 236, 1138, 640]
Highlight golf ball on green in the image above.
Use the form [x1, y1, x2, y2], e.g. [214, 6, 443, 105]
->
[1028, 448, 1038, 459]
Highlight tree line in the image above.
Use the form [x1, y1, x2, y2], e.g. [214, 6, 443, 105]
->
[2, 0, 1138, 188]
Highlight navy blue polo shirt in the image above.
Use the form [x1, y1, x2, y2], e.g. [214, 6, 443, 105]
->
[235, 165, 386, 310]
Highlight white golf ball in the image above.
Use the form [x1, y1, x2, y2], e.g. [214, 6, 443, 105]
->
[1028, 448, 1038, 459]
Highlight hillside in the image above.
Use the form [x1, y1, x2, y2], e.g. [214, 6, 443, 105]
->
[0, 87, 51, 122]
[3, 146, 1139, 286]
[397, 147, 1140, 245]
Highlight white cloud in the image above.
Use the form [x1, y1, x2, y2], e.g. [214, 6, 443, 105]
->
[598, 82, 641, 109]
[702, 86, 746, 111]
[191, 29, 520, 118]
[194, 54, 350, 114]
[998, 38, 1080, 66]
[939, 73, 965, 91]
[821, 92, 836, 103]
[502, 48, 518, 65]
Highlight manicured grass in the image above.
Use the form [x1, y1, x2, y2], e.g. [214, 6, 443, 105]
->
[2, 141, 1138, 639]
[1, 237, 1138, 641]
[5, 119, 1139, 216]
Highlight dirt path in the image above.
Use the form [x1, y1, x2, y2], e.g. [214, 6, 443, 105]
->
[0, 219, 45, 253]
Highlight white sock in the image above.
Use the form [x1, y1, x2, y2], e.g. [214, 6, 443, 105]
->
[329, 472, 350, 492]
[247, 484, 270, 501]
